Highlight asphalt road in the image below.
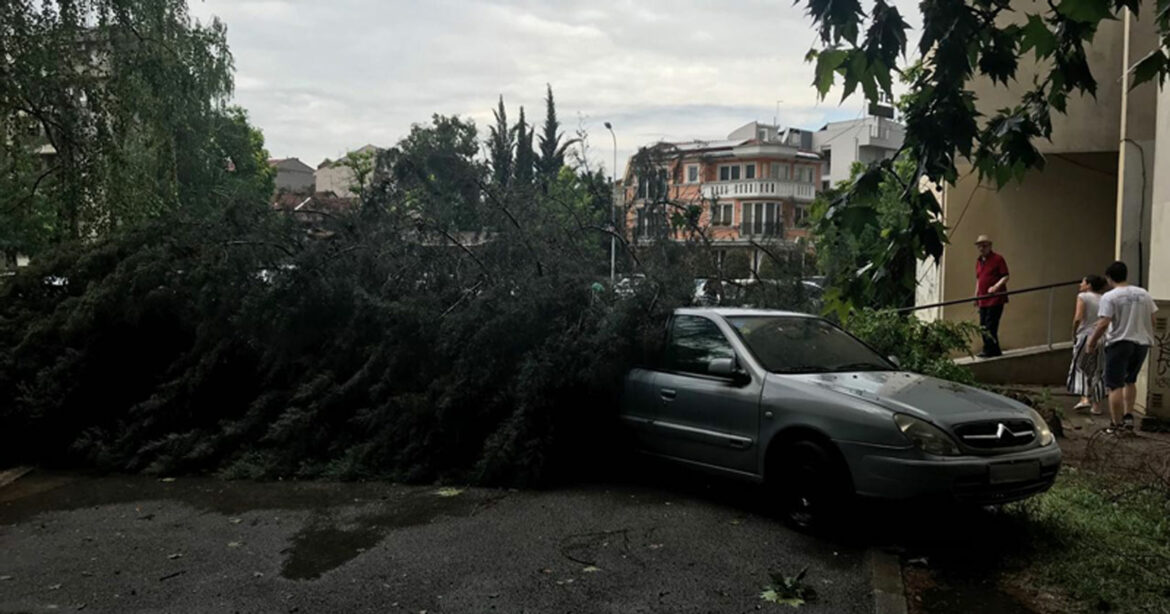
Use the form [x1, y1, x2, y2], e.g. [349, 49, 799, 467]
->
[0, 468, 874, 613]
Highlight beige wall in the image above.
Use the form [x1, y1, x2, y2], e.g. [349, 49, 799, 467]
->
[937, 154, 1117, 350]
[315, 165, 356, 198]
[970, 3, 1157, 154]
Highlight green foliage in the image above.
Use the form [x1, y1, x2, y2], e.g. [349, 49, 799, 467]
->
[339, 147, 377, 200]
[800, 0, 1170, 310]
[0, 111, 692, 486]
[513, 106, 535, 188]
[488, 96, 514, 189]
[1005, 469, 1170, 613]
[843, 308, 979, 384]
[535, 85, 579, 191]
[378, 114, 484, 230]
[811, 157, 918, 313]
[760, 567, 818, 607]
[1, 0, 269, 256]
[722, 251, 752, 279]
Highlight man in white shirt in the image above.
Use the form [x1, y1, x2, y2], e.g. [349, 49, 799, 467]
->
[1087, 261, 1159, 432]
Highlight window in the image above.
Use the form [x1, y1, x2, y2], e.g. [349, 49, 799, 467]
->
[637, 168, 670, 200]
[686, 164, 700, 184]
[758, 129, 768, 141]
[793, 205, 810, 227]
[744, 163, 756, 179]
[718, 164, 741, 181]
[769, 163, 789, 180]
[727, 316, 891, 374]
[795, 166, 815, 183]
[741, 202, 781, 236]
[636, 206, 669, 238]
[711, 202, 733, 226]
[664, 315, 736, 375]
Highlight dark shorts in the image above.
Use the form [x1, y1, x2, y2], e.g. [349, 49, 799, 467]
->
[1103, 341, 1150, 390]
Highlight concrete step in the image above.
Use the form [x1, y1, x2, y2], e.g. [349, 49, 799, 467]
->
[955, 341, 1074, 386]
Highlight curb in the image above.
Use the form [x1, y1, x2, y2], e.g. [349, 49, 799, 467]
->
[869, 549, 908, 614]
[0, 466, 34, 489]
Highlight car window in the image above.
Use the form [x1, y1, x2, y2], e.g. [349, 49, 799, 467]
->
[727, 316, 891, 373]
[664, 315, 735, 375]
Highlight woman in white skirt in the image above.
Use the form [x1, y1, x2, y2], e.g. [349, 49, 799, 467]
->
[1067, 275, 1107, 413]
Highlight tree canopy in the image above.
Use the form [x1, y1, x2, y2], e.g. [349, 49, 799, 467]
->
[801, 0, 1169, 311]
[0, 0, 272, 263]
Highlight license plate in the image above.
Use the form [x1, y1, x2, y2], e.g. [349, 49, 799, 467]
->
[989, 461, 1041, 484]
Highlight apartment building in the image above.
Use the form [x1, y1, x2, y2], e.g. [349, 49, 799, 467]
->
[622, 122, 823, 272]
[812, 115, 905, 188]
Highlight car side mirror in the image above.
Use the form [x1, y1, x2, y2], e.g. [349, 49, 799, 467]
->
[888, 355, 901, 368]
[708, 357, 736, 376]
[709, 357, 750, 384]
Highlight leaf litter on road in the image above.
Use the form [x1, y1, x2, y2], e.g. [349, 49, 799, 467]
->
[760, 567, 818, 608]
[434, 487, 463, 497]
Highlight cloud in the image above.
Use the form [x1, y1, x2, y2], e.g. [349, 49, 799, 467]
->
[190, 0, 922, 174]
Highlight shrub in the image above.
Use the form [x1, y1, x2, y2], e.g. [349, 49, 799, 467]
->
[843, 308, 980, 384]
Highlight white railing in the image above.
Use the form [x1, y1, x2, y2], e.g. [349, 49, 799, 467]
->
[701, 180, 817, 202]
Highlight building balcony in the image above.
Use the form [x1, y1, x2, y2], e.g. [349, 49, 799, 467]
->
[701, 180, 816, 203]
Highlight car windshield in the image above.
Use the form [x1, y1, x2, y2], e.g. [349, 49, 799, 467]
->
[726, 316, 893, 374]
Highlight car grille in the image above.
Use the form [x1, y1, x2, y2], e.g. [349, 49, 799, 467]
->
[952, 419, 1036, 449]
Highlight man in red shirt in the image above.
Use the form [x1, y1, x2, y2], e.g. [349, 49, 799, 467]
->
[975, 235, 1010, 358]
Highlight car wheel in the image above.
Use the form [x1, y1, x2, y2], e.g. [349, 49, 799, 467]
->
[771, 439, 848, 532]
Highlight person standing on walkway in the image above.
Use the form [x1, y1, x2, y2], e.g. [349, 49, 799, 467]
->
[975, 235, 1010, 358]
[1087, 261, 1159, 433]
[1067, 275, 1107, 413]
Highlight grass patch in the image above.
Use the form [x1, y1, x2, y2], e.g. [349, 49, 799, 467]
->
[1005, 468, 1170, 613]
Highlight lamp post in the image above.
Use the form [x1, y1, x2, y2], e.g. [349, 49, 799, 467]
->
[604, 122, 617, 283]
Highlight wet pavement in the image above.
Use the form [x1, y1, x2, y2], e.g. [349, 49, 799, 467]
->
[0, 468, 873, 613]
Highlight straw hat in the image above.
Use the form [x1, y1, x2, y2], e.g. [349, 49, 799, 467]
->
[974, 234, 992, 246]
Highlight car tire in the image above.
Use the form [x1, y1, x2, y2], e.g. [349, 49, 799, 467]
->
[770, 439, 849, 533]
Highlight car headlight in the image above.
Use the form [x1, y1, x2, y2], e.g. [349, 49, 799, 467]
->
[1028, 408, 1055, 446]
[893, 414, 961, 456]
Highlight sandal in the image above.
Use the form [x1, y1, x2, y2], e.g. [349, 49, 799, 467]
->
[1122, 413, 1136, 431]
[1073, 401, 1091, 410]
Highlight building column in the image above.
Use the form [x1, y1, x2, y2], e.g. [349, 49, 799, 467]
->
[1144, 73, 1170, 419]
[1115, 9, 1155, 286]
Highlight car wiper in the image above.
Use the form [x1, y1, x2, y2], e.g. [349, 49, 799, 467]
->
[774, 366, 827, 374]
[830, 362, 891, 372]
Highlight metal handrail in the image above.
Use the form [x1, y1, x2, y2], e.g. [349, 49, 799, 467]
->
[897, 279, 1082, 313]
[899, 279, 1083, 351]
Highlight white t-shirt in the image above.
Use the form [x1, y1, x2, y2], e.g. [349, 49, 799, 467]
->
[1098, 285, 1159, 346]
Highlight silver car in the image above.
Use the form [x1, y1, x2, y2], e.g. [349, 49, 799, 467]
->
[620, 308, 1060, 527]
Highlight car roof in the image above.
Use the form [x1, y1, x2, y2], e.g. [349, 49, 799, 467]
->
[675, 307, 818, 319]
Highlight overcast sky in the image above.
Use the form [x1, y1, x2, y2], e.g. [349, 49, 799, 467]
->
[190, 0, 921, 176]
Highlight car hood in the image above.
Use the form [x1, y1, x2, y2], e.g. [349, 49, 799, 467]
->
[785, 371, 1031, 427]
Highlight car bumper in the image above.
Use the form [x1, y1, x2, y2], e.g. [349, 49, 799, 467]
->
[836, 441, 1062, 505]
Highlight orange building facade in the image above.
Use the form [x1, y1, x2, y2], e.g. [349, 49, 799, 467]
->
[622, 122, 822, 271]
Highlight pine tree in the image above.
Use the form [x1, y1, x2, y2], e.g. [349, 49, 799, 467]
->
[513, 106, 535, 188]
[536, 85, 578, 191]
[487, 95, 514, 189]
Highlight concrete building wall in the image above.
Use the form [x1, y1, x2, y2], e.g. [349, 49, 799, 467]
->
[315, 164, 356, 198]
[272, 160, 314, 193]
[812, 117, 904, 186]
[933, 154, 1118, 351]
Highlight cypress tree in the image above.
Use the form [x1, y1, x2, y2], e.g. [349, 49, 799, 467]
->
[487, 95, 514, 189]
[513, 106, 535, 188]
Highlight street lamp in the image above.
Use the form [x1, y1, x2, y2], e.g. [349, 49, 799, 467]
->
[604, 122, 617, 282]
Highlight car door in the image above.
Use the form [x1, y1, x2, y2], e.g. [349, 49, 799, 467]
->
[646, 314, 762, 474]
